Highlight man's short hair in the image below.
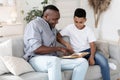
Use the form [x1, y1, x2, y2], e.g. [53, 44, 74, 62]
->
[42, 5, 59, 16]
[74, 8, 86, 18]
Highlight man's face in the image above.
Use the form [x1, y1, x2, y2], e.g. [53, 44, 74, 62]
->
[74, 16, 86, 30]
[46, 10, 60, 28]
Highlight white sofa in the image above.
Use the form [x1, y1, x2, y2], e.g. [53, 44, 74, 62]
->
[0, 36, 120, 80]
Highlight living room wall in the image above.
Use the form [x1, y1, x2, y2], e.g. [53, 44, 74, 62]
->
[16, 0, 120, 42]
[100, 0, 120, 42]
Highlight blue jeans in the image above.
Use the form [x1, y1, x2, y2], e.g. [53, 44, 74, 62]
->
[81, 49, 110, 80]
[29, 56, 88, 80]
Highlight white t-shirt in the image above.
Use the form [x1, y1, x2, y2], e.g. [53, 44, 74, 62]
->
[60, 24, 96, 52]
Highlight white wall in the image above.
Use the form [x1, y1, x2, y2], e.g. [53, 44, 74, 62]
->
[76, 0, 120, 42]
[16, 0, 53, 23]
[0, 6, 13, 22]
[100, 0, 120, 42]
[16, 0, 43, 23]
[15, 0, 120, 42]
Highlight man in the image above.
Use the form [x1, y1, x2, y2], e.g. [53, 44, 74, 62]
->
[23, 5, 88, 80]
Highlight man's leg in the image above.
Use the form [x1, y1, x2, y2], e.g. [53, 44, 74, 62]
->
[29, 56, 62, 80]
[61, 58, 88, 80]
[95, 52, 110, 80]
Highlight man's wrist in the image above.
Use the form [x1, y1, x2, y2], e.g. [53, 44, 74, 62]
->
[57, 47, 62, 51]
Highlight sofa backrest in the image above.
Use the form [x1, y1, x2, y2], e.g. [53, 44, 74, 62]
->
[0, 36, 24, 58]
[12, 36, 24, 57]
[109, 43, 120, 64]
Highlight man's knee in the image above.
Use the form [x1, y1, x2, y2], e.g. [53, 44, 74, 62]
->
[77, 58, 89, 67]
[48, 56, 61, 66]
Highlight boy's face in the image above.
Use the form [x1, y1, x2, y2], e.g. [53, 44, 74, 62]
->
[74, 16, 86, 30]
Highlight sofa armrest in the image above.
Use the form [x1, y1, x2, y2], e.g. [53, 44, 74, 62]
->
[109, 43, 120, 64]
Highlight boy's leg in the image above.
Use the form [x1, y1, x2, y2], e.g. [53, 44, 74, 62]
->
[95, 52, 110, 80]
[29, 56, 62, 80]
[61, 58, 88, 80]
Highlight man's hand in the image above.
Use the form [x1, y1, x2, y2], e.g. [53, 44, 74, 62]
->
[65, 43, 74, 54]
[88, 55, 95, 65]
[58, 47, 68, 56]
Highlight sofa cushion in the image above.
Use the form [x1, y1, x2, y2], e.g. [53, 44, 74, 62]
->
[0, 39, 12, 56]
[95, 40, 109, 59]
[109, 59, 120, 75]
[20, 71, 67, 80]
[20, 72, 48, 80]
[0, 74, 23, 80]
[1, 56, 34, 76]
[0, 39, 12, 75]
[85, 65, 101, 80]
[0, 58, 9, 75]
[12, 37, 24, 57]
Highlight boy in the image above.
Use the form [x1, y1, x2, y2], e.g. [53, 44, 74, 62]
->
[60, 8, 110, 80]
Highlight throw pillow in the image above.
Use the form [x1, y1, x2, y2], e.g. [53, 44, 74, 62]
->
[95, 40, 109, 59]
[0, 58, 9, 75]
[1, 56, 34, 76]
[0, 39, 12, 56]
[0, 39, 12, 75]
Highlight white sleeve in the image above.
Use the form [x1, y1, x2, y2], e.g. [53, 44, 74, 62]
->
[87, 28, 96, 43]
[60, 26, 70, 36]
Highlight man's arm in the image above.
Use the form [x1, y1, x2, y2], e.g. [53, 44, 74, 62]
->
[89, 42, 96, 65]
[34, 45, 67, 55]
[57, 32, 74, 54]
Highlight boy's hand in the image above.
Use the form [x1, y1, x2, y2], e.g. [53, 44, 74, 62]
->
[88, 56, 95, 65]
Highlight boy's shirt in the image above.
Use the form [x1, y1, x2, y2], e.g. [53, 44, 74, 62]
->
[60, 24, 96, 53]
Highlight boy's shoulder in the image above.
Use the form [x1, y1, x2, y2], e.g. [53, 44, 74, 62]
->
[85, 25, 93, 30]
[68, 24, 77, 29]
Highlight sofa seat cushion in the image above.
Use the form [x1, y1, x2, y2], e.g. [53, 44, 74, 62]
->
[20, 71, 70, 80]
[20, 72, 48, 80]
[109, 59, 120, 75]
[62, 70, 72, 80]
[85, 65, 101, 80]
[0, 74, 23, 80]
[85, 59, 120, 80]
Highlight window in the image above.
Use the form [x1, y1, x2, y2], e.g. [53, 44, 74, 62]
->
[0, 0, 15, 6]
[0, 0, 17, 24]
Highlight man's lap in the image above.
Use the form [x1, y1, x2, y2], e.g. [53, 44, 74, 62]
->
[29, 55, 88, 72]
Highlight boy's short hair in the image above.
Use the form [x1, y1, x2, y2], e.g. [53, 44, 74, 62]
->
[74, 8, 86, 18]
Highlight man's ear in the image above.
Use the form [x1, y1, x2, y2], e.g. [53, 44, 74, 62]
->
[43, 13, 49, 20]
[44, 15, 48, 19]
[85, 18, 87, 21]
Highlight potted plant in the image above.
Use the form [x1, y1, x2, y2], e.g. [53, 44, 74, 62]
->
[24, 0, 48, 23]
[24, 8, 43, 23]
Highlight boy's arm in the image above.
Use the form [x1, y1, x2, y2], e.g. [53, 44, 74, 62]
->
[89, 42, 96, 65]
[57, 32, 74, 54]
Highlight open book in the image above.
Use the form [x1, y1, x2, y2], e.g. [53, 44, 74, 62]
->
[61, 52, 90, 59]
